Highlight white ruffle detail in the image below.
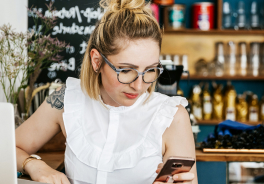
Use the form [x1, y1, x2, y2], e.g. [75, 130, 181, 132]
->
[148, 96, 189, 146]
[63, 77, 188, 172]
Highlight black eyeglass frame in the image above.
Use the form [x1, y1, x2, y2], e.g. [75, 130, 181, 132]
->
[100, 53, 164, 84]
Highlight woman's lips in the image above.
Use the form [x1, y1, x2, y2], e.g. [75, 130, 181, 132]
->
[124, 92, 138, 99]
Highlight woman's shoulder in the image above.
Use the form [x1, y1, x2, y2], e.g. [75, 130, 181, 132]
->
[46, 77, 82, 110]
[149, 92, 188, 107]
[46, 84, 66, 110]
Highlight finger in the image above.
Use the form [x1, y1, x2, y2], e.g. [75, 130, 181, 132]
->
[157, 163, 164, 169]
[173, 172, 195, 181]
[61, 176, 71, 184]
[156, 163, 164, 173]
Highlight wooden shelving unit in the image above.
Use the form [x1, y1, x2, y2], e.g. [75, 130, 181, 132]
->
[181, 75, 264, 80]
[164, 29, 264, 35]
[197, 119, 263, 126]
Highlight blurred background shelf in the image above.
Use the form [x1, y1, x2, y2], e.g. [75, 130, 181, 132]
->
[164, 29, 264, 35]
[197, 120, 263, 125]
[181, 75, 264, 80]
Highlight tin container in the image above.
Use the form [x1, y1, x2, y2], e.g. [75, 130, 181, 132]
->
[168, 4, 185, 29]
[153, 0, 174, 6]
[192, 2, 214, 30]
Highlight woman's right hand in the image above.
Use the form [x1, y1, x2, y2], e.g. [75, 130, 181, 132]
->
[25, 159, 70, 184]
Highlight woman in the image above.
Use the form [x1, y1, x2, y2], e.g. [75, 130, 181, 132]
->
[16, 0, 197, 183]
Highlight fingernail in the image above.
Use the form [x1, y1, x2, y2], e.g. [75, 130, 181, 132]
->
[173, 175, 178, 180]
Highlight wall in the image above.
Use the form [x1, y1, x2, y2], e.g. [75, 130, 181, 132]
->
[0, 0, 28, 102]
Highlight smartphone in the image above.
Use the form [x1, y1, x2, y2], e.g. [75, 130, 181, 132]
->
[153, 156, 195, 183]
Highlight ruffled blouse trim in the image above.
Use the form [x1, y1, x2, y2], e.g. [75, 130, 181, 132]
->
[63, 77, 188, 172]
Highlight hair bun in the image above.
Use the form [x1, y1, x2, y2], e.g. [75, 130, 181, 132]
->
[100, 0, 146, 12]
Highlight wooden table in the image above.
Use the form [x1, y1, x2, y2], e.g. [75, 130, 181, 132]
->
[34, 150, 264, 172]
[21, 149, 264, 181]
[20, 151, 65, 180]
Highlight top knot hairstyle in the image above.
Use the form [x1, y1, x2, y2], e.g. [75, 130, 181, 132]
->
[80, 0, 163, 100]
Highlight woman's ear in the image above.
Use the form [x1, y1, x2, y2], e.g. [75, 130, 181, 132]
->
[90, 49, 102, 73]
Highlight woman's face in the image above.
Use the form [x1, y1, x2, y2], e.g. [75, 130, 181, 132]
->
[99, 38, 160, 107]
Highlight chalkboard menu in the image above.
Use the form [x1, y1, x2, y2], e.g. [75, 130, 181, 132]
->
[28, 0, 103, 83]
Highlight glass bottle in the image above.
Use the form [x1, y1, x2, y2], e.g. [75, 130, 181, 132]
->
[212, 82, 224, 120]
[191, 85, 202, 120]
[222, 2, 232, 29]
[249, 42, 260, 76]
[238, 42, 248, 76]
[260, 94, 264, 121]
[260, 42, 264, 76]
[173, 55, 180, 65]
[248, 94, 259, 122]
[195, 59, 208, 76]
[214, 42, 225, 77]
[236, 1, 246, 30]
[182, 55, 188, 76]
[236, 94, 248, 122]
[226, 41, 237, 76]
[202, 83, 212, 120]
[224, 81, 237, 121]
[250, 1, 260, 30]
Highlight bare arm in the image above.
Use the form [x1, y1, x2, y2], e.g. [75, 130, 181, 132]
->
[162, 105, 198, 184]
[15, 85, 68, 180]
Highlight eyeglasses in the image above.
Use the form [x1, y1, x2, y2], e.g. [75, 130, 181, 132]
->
[100, 53, 164, 84]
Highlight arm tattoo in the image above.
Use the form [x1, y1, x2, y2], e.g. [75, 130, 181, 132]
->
[46, 84, 66, 110]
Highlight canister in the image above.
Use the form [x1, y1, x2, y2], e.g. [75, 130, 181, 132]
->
[168, 4, 185, 29]
[192, 2, 214, 30]
[153, 0, 174, 6]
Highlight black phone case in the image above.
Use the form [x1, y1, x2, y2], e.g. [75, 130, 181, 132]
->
[153, 156, 195, 183]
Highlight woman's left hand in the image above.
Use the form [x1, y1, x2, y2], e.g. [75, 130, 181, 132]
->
[154, 163, 194, 184]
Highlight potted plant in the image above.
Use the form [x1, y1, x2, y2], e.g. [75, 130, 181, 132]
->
[0, 2, 69, 127]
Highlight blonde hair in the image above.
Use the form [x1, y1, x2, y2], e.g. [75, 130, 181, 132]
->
[80, 0, 163, 101]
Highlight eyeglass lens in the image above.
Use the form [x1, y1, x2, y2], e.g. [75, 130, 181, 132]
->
[118, 68, 161, 84]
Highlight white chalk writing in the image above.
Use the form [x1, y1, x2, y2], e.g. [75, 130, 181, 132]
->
[81, 8, 104, 23]
[52, 23, 95, 35]
[66, 46, 75, 54]
[80, 41, 88, 54]
[48, 57, 76, 71]
[45, 6, 104, 23]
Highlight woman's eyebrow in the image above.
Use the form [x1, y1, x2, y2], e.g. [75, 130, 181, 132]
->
[119, 62, 160, 68]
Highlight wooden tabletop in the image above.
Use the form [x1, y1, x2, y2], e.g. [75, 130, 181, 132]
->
[37, 151, 65, 171]
[39, 150, 264, 167]
[22, 149, 264, 180]
[20, 151, 65, 180]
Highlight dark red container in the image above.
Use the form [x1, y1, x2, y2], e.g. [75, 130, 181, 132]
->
[192, 2, 214, 30]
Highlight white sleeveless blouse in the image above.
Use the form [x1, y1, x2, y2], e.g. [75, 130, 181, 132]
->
[63, 77, 188, 184]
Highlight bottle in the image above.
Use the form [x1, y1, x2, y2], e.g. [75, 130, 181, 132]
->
[260, 42, 264, 76]
[236, 1, 246, 30]
[248, 94, 259, 122]
[222, 2, 232, 29]
[226, 41, 237, 76]
[236, 94, 248, 122]
[177, 87, 184, 97]
[173, 55, 180, 65]
[238, 42, 248, 76]
[249, 42, 260, 76]
[202, 83, 212, 120]
[224, 81, 237, 121]
[182, 55, 188, 76]
[195, 59, 208, 76]
[260, 95, 264, 121]
[214, 42, 225, 77]
[191, 85, 202, 120]
[250, 1, 260, 30]
[212, 82, 224, 120]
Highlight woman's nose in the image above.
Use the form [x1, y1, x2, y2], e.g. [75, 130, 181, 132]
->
[130, 75, 143, 91]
